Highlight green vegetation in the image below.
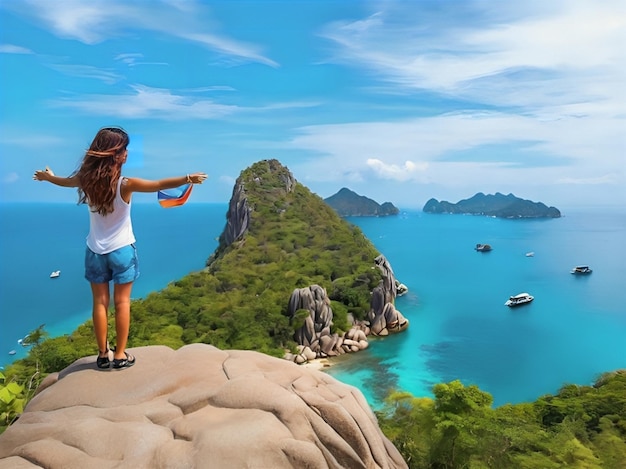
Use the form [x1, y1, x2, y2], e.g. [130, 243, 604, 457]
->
[0, 325, 49, 432]
[377, 371, 626, 468]
[0, 372, 26, 433]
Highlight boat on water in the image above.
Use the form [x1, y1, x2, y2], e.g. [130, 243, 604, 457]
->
[505, 292, 534, 307]
[525, 252, 535, 257]
[8, 350, 16, 356]
[571, 265, 592, 275]
[50, 270, 61, 278]
[475, 243, 492, 252]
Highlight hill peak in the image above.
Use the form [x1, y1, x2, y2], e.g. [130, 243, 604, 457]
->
[325, 188, 399, 217]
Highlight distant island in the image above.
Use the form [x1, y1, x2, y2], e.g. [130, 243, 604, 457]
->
[325, 187, 399, 217]
[423, 192, 561, 219]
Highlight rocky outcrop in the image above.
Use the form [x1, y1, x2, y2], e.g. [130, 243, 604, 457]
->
[0, 344, 407, 469]
[287, 255, 409, 363]
[423, 192, 561, 218]
[395, 280, 408, 297]
[221, 180, 251, 246]
[208, 159, 297, 265]
[287, 286, 370, 362]
[368, 256, 409, 336]
[290, 285, 334, 348]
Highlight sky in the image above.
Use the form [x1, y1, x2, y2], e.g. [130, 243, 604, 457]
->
[1, 0, 625, 210]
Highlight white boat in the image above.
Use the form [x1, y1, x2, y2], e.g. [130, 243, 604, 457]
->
[475, 243, 492, 252]
[50, 270, 61, 278]
[505, 292, 534, 307]
[8, 350, 16, 356]
[570, 265, 592, 275]
[525, 252, 534, 257]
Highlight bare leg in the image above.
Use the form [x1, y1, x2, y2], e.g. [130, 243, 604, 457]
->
[90, 282, 110, 356]
[113, 282, 134, 360]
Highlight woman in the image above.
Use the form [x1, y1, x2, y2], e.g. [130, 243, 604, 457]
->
[33, 127, 207, 369]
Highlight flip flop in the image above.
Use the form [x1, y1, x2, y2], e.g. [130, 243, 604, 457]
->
[96, 349, 110, 369]
[112, 351, 136, 370]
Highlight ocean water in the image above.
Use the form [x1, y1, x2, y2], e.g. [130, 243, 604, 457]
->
[2, 203, 625, 410]
[327, 209, 626, 407]
[0, 203, 226, 368]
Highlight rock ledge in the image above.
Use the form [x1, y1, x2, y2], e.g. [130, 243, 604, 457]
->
[0, 344, 406, 469]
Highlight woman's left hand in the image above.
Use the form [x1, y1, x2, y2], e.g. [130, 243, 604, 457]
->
[189, 172, 208, 184]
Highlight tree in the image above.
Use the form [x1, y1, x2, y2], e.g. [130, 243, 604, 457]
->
[429, 380, 494, 467]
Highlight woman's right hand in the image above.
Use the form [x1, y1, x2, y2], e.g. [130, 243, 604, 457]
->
[33, 166, 54, 181]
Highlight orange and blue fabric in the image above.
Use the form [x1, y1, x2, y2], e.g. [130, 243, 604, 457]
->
[157, 184, 193, 208]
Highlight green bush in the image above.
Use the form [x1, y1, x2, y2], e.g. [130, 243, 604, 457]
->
[0, 372, 26, 431]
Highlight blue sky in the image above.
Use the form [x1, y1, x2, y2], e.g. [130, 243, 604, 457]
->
[1, 0, 624, 209]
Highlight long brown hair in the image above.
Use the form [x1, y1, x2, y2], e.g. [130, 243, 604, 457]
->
[75, 127, 130, 215]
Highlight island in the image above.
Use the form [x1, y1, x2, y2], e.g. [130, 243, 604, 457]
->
[325, 187, 399, 217]
[423, 192, 561, 218]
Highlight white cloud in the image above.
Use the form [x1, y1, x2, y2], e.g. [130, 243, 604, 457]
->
[3, 172, 19, 183]
[182, 32, 278, 68]
[555, 174, 619, 185]
[115, 53, 143, 65]
[289, 113, 540, 162]
[0, 133, 65, 149]
[366, 158, 428, 181]
[49, 83, 318, 120]
[0, 44, 33, 54]
[50, 84, 239, 120]
[285, 109, 624, 196]
[47, 64, 123, 84]
[288, 0, 626, 201]
[7, 0, 278, 67]
[114, 53, 169, 68]
[321, 1, 626, 114]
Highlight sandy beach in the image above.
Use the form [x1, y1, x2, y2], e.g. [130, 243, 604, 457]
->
[301, 358, 333, 371]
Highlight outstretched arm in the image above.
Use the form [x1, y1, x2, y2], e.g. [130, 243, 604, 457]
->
[33, 167, 79, 188]
[124, 172, 208, 193]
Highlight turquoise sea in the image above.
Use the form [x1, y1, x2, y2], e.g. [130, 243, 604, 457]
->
[1, 203, 625, 409]
[328, 208, 626, 407]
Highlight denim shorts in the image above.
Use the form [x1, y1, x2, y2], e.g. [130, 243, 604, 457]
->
[85, 244, 140, 284]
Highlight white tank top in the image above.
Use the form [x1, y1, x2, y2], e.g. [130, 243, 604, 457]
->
[86, 177, 136, 254]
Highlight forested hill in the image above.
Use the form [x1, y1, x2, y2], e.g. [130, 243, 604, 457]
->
[141, 160, 385, 355]
[325, 187, 399, 217]
[423, 192, 561, 218]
